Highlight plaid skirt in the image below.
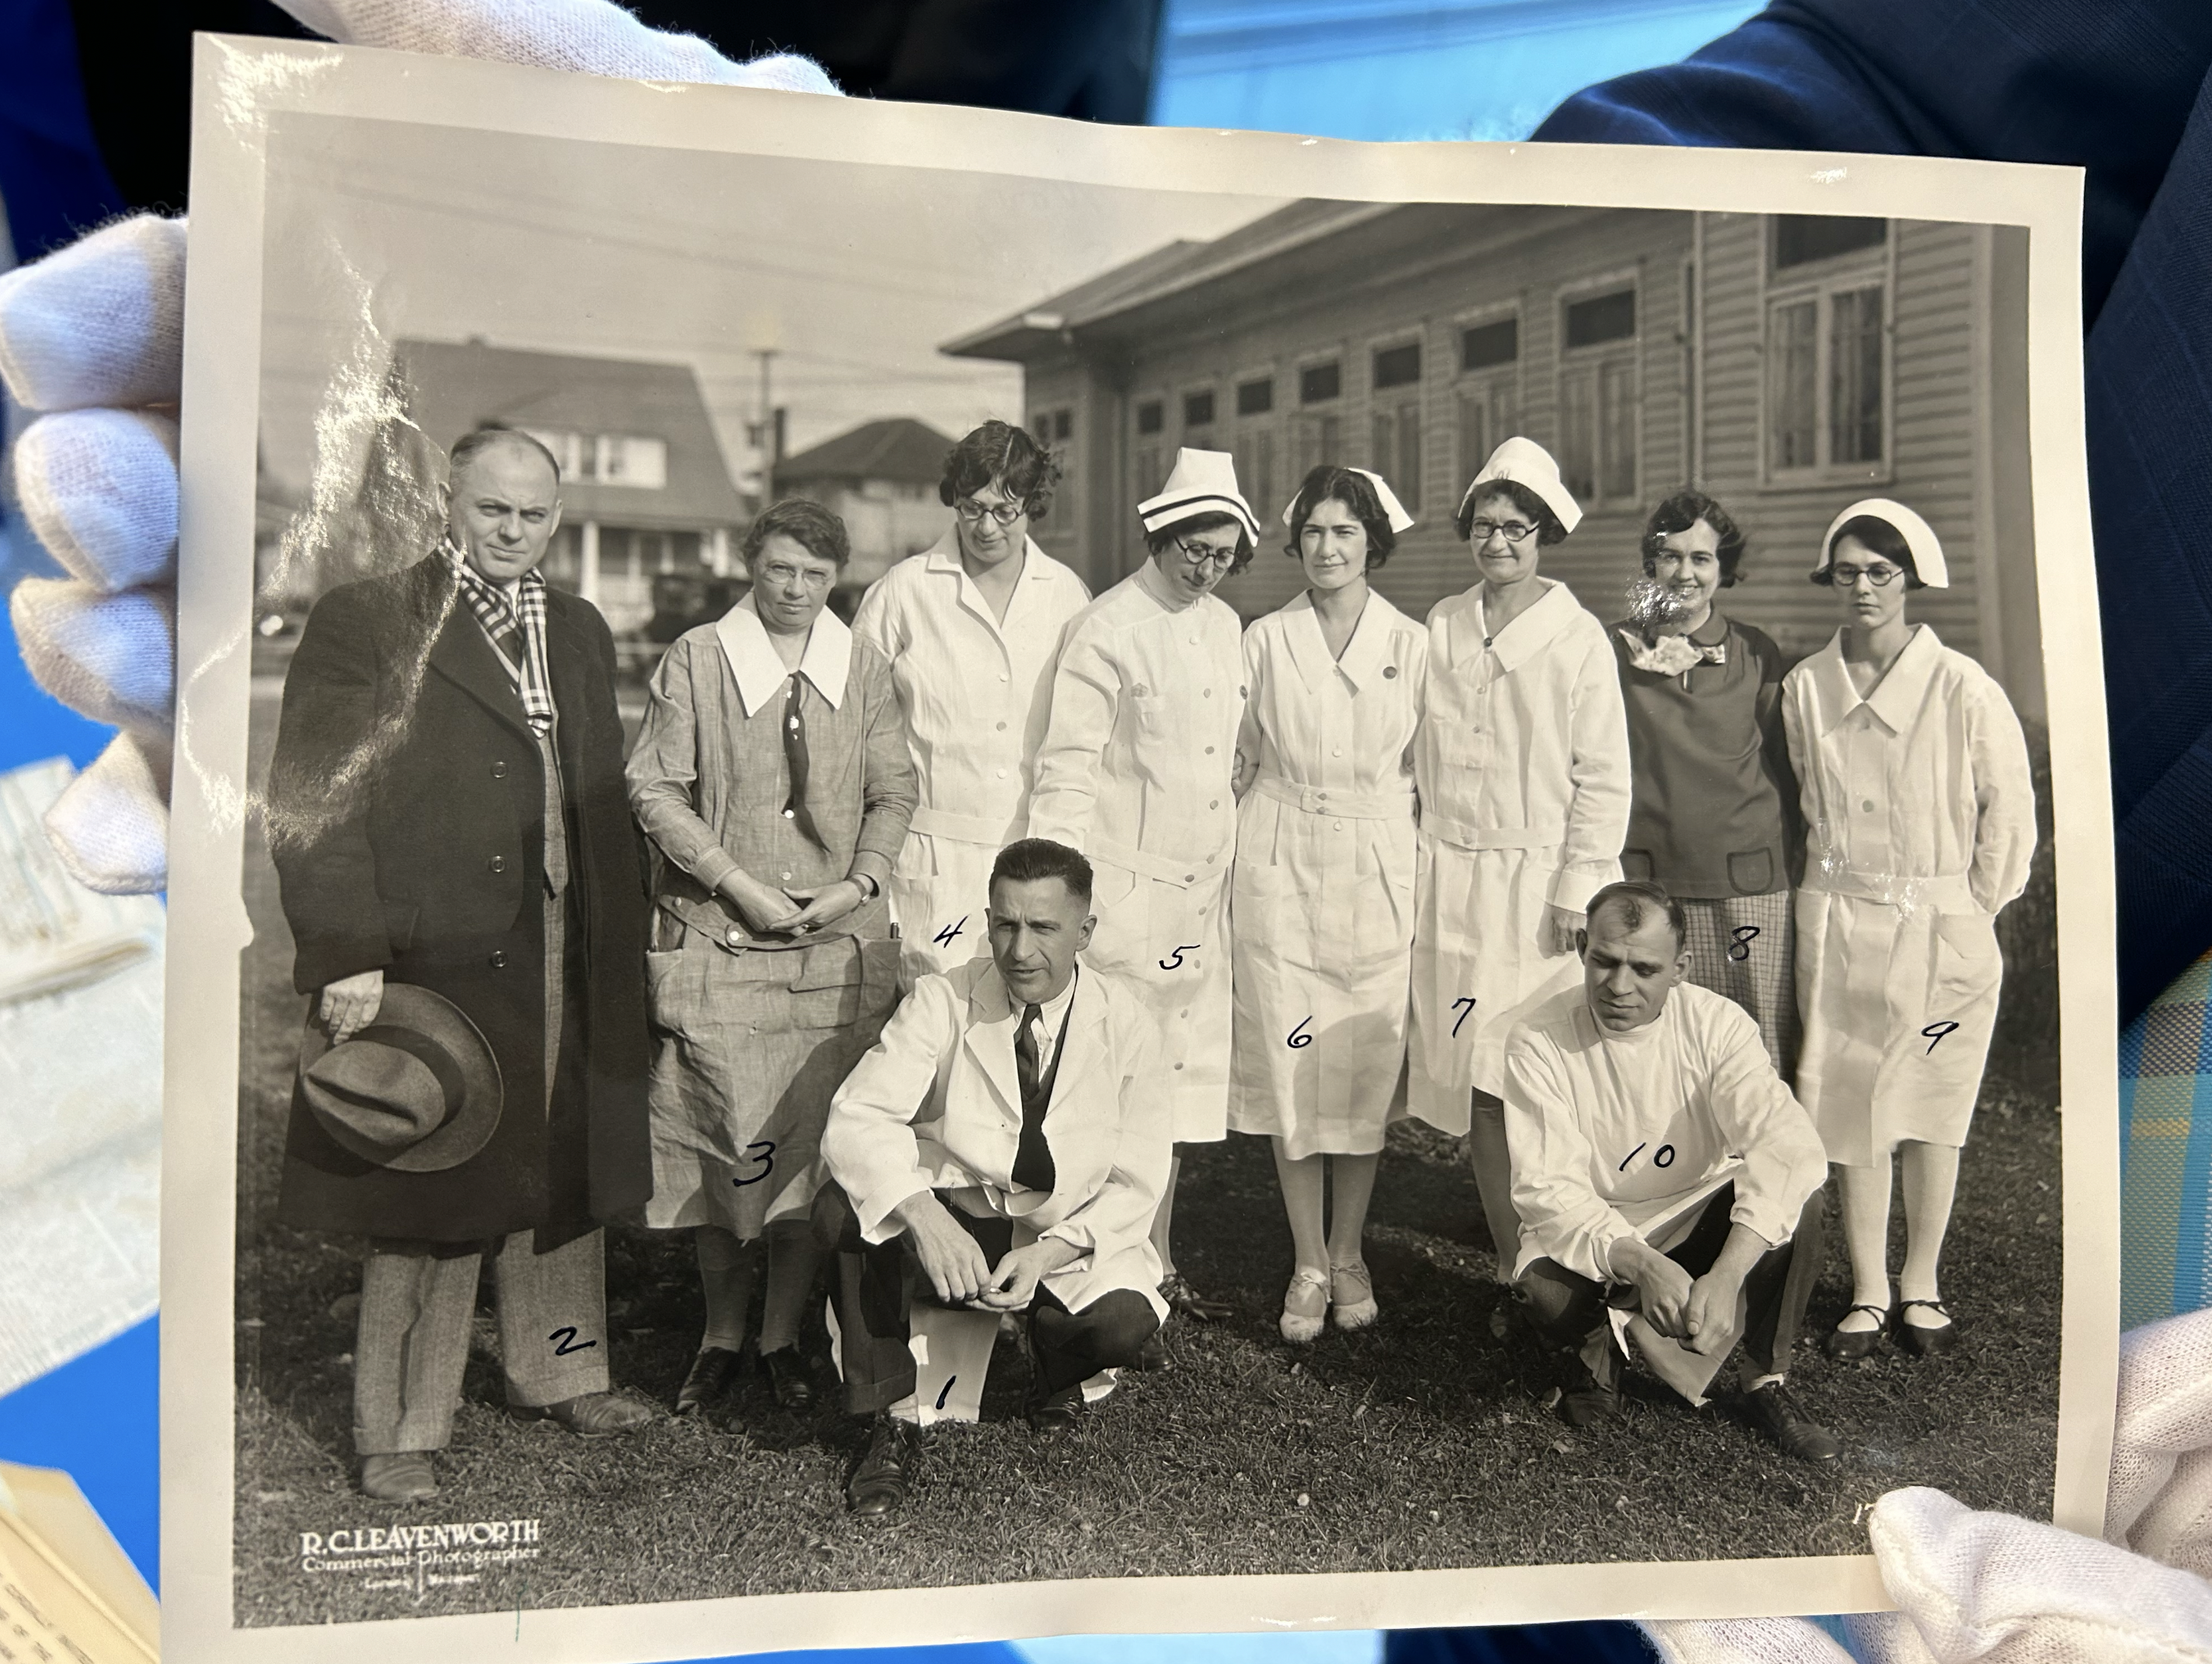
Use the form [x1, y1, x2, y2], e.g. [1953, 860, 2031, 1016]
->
[1680, 890, 1800, 1081]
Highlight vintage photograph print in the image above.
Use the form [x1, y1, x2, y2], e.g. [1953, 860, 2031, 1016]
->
[163, 36, 2116, 1663]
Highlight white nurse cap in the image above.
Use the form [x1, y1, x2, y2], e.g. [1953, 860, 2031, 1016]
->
[1139, 447, 1261, 543]
[1818, 497, 1949, 588]
[1456, 437, 1581, 535]
[1281, 466, 1416, 534]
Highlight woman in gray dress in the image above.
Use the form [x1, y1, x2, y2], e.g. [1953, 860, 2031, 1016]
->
[627, 497, 917, 1419]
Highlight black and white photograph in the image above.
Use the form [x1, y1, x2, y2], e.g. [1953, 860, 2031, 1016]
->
[161, 37, 2116, 1662]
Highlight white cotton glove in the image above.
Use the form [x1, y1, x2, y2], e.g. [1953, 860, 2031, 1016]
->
[0, 0, 839, 894]
[1641, 1308, 2212, 1664]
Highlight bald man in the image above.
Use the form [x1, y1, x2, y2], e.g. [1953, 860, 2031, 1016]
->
[267, 426, 656, 1502]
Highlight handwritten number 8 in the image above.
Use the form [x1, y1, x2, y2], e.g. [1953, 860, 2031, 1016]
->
[1287, 1016, 1313, 1050]
[1727, 925, 1759, 962]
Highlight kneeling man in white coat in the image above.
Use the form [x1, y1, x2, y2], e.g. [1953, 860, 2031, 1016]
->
[816, 837, 1170, 1516]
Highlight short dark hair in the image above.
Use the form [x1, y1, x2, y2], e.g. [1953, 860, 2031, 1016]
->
[989, 837, 1093, 907]
[1283, 465, 1397, 569]
[939, 419, 1063, 520]
[1641, 489, 1747, 587]
[1145, 510, 1256, 577]
[743, 496, 850, 569]
[449, 424, 562, 486]
[1583, 879, 1688, 953]
[1455, 477, 1568, 546]
[1814, 514, 1925, 589]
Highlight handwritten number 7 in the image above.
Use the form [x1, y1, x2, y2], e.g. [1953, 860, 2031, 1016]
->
[1922, 1021, 1960, 1055]
[730, 1140, 777, 1187]
[1287, 1016, 1313, 1050]
[1451, 996, 1476, 1038]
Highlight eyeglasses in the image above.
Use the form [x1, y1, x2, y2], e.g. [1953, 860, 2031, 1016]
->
[1173, 538, 1241, 571]
[1467, 517, 1540, 546]
[757, 561, 836, 590]
[955, 499, 1026, 526]
[1829, 562, 1904, 587]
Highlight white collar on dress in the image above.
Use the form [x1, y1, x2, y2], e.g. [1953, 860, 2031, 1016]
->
[1448, 578, 1581, 672]
[1282, 589, 1402, 694]
[1804, 623, 1942, 736]
[714, 591, 852, 716]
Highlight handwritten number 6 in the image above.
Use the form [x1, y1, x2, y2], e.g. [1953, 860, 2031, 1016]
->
[730, 1140, 777, 1187]
[1727, 925, 1760, 962]
[1160, 943, 1200, 971]
[1287, 1016, 1313, 1050]
[1922, 1021, 1960, 1055]
[548, 1326, 598, 1356]
[1451, 995, 1477, 1037]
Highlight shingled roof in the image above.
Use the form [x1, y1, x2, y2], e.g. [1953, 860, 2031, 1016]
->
[777, 416, 959, 487]
[393, 338, 746, 530]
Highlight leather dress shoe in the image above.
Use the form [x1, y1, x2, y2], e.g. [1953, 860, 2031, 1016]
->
[1824, 1304, 1890, 1362]
[1745, 1381, 1843, 1464]
[1555, 1339, 1623, 1428]
[760, 1345, 815, 1410]
[847, 1415, 923, 1517]
[1028, 1384, 1084, 1436]
[1135, 1315, 1174, 1372]
[675, 1347, 743, 1416]
[1897, 1300, 1959, 1358]
[512, 1391, 654, 1437]
[360, 1452, 437, 1502]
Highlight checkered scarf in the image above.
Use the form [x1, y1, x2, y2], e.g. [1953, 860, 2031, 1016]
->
[445, 542, 555, 736]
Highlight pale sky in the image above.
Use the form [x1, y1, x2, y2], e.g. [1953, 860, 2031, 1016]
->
[257, 114, 1287, 492]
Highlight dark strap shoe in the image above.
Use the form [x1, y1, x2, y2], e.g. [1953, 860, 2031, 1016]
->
[847, 1415, 923, 1517]
[1824, 1304, 1891, 1362]
[512, 1391, 654, 1437]
[675, 1346, 743, 1417]
[1028, 1384, 1084, 1437]
[1745, 1381, 1843, 1464]
[360, 1452, 437, 1501]
[760, 1345, 816, 1410]
[1897, 1300, 1959, 1358]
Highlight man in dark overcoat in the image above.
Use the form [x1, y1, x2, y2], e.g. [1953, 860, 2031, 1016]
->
[266, 426, 654, 1502]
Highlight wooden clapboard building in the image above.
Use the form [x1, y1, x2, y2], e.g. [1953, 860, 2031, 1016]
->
[942, 204, 2040, 712]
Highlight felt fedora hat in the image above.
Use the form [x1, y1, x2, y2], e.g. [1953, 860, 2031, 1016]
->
[1138, 447, 1261, 543]
[1457, 436, 1582, 535]
[297, 983, 503, 1172]
[1818, 497, 1949, 587]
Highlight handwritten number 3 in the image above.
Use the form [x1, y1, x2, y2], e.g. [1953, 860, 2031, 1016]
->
[1160, 944, 1200, 971]
[1287, 1016, 1313, 1050]
[730, 1140, 777, 1187]
[1923, 1021, 1960, 1055]
[548, 1326, 597, 1356]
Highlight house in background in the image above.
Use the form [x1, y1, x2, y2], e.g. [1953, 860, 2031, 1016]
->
[394, 337, 749, 636]
[774, 416, 958, 591]
[941, 204, 2040, 716]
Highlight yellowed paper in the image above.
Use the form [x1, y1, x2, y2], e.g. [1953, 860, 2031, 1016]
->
[0, 1463, 158, 1664]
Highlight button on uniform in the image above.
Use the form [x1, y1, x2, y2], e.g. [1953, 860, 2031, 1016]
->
[490, 760, 509, 779]
[487, 855, 506, 873]
[488, 950, 507, 970]
[726, 928, 744, 946]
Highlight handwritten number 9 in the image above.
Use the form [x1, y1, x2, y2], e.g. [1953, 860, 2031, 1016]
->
[730, 1140, 777, 1187]
[1922, 1021, 1960, 1054]
[1287, 1015, 1313, 1050]
[1451, 995, 1476, 1037]
[1727, 925, 1759, 962]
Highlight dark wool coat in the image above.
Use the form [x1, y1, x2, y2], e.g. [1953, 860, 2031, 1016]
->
[267, 555, 652, 1242]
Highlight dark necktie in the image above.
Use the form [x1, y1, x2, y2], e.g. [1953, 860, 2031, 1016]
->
[781, 673, 827, 851]
[1012, 1002, 1057, 1193]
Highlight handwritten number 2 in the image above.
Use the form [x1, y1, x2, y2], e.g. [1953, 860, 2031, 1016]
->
[1451, 996, 1476, 1038]
[730, 1140, 777, 1187]
[548, 1326, 597, 1356]
[1287, 1016, 1313, 1050]
[1922, 1021, 1960, 1055]
[1727, 925, 1760, 962]
[1160, 944, 1200, 971]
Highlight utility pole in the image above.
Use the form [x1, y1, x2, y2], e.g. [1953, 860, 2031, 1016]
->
[753, 348, 779, 501]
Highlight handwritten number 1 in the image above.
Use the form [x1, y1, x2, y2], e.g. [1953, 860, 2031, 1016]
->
[935, 1376, 958, 1411]
[1922, 1021, 1960, 1054]
[1451, 996, 1476, 1037]
[1287, 1016, 1313, 1050]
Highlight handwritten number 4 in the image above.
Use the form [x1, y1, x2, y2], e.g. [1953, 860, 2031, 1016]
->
[1923, 1021, 1960, 1055]
[1451, 996, 1476, 1037]
[548, 1326, 598, 1356]
[933, 916, 967, 948]
[1160, 944, 1200, 971]
[730, 1140, 777, 1187]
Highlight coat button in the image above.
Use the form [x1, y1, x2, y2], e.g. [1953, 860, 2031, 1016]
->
[491, 760, 509, 778]
[1174, 1061, 1185, 1070]
[488, 855, 506, 873]
[1334, 820, 1346, 831]
[727, 928, 744, 945]
[1202, 688, 1212, 698]
[1184, 872, 1195, 882]
[489, 950, 507, 969]
[996, 720, 1008, 731]
[1205, 745, 1216, 754]
[1383, 666, 1398, 679]
[1209, 799, 1219, 809]
[1862, 799, 1877, 813]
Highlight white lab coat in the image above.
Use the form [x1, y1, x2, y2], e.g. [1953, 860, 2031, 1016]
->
[821, 958, 1170, 1320]
[1027, 560, 1247, 1143]
[851, 530, 1090, 978]
[1782, 625, 2036, 1166]
[1408, 580, 1632, 1124]
[1227, 590, 1426, 1157]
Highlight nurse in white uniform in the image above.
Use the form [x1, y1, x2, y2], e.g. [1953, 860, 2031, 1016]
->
[1028, 447, 1255, 1329]
[1783, 500, 2036, 1361]
[852, 420, 1092, 982]
[1407, 438, 1633, 1283]
[1228, 465, 1427, 1342]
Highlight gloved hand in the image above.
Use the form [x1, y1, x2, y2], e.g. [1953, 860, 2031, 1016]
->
[1642, 1307, 2212, 1663]
[0, 0, 838, 893]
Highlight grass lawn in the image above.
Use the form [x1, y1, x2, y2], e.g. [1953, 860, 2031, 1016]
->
[228, 691, 2062, 1626]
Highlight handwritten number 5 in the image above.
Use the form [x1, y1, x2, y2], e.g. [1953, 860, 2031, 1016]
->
[1451, 996, 1476, 1038]
[1160, 943, 1200, 971]
[548, 1326, 598, 1356]
[730, 1140, 777, 1187]
[1287, 1016, 1313, 1050]
[1922, 1021, 1960, 1055]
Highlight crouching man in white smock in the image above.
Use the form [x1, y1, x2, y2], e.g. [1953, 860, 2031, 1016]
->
[1027, 447, 1254, 1337]
[815, 838, 1169, 1517]
[1505, 880, 1841, 1463]
[852, 420, 1090, 983]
